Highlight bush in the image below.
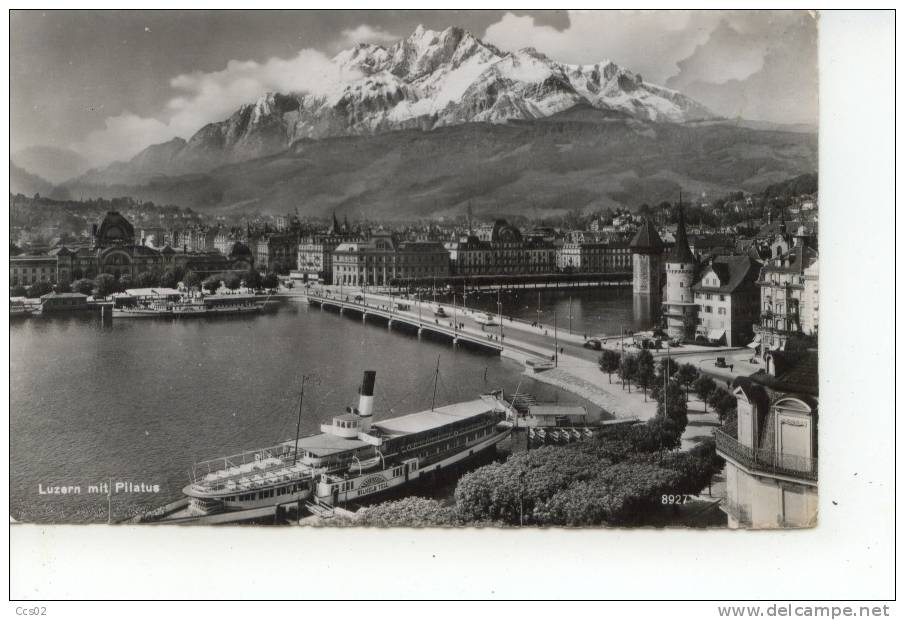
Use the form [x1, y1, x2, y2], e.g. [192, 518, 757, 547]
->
[159, 270, 178, 289]
[262, 272, 279, 290]
[202, 275, 222, 294]
[244, 268, 262, 290]
[224, 273, 242, 290]
[357, 497, 459, 527]
[25, 281, 54, 298]
[71, 278, 95, 296]
[533, 462, 681, 526]
[94, 273, 117, 298]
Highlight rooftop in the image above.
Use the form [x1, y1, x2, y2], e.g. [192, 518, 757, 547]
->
[692, 255, 760, 294]
[372, 398, 495, 438]
[290, 433, 368, 457]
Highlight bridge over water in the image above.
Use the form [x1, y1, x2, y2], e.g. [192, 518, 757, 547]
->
[304, 292, 507, 354]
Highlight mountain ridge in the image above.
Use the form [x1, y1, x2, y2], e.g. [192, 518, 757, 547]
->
[75, 24, 716, 186]
[58, 108, 817, 220]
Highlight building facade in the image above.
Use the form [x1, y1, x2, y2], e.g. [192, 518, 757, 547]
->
[691, 255, 761, 347]
[716, 351, 818, 529]
[252, 233, 299, 272]
[332, 234, 449, 287]
[9, 211, 255, 287]
[446, 220, 557, 277]
[753, 235, 819, 354]
[298, 234, 358, 283]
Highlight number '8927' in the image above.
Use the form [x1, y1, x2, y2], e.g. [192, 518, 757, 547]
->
[661, 494, 692, 504]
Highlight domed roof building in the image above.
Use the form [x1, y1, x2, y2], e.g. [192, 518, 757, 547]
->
[94, 211, 135, 248]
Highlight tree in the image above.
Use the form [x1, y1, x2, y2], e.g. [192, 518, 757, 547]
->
[630, 416, 682, 453]
[636, 350, 656, 401]
[159, 270, 178, 289]
[656, 382, 688, 436]
[598, 349, 620, 383]
[270, 261, 285, 275]
[71, 278, 94, 296]
[694, 375, 717, 412]
[94, 274, 118, 298]
[658, 356, 679, 381]
[202, 275, 222, 295]
[224, 273, 242, 290]
[262, 272, 279, 291]
[244, 267, 262, 290]
[25, 281, 54, 298]
[136, 271, 160, 287]
[708, 387, 737, 422]
[118, 274, 133, 292]
[676, 363, 700, 402]
[619, 354, 638, 392]
[183, 271, 202, 290]
[56, 280, 72, 293]
[10, 285, 27, 297]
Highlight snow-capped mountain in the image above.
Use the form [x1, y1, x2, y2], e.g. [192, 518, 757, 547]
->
[80, 25, 714, 184]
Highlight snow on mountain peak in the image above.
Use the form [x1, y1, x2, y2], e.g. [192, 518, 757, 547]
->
[111, 25, 714, 176]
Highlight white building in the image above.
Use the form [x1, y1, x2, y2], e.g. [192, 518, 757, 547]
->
[716, 351, 818, 528]
[661, 204, 697, 341]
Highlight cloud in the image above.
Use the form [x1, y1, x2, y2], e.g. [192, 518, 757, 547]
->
[483, 11, 717, 84]
[333, 24, 399, 51]
[76, 47, 356, 166]
[666, 13, 818, 124]
[482, 10, 817, 125]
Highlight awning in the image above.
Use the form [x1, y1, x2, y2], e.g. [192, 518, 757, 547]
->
[707, 329, 726, 341]
[747, 334, 762, 348]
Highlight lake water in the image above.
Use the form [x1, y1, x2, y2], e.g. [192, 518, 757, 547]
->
[10, 289, 637, 523]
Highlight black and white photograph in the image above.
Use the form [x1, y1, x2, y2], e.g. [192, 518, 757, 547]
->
[6, 7, 896, 605]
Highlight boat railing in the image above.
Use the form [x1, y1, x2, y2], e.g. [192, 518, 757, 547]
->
[190, 437, 319, 481]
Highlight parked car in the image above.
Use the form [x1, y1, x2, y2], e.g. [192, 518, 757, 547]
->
[583, 338, 602, 350]
[353, 295, 364, 302]
[715, 357, 727, 368]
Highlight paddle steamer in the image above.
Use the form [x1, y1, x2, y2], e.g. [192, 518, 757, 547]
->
[182, 370, 513, 515]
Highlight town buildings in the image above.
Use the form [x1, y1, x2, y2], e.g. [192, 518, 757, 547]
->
[296, 215, 361, 283]
[332, 233, 449, 287]
[691, 255, 761, 346]
[753, 230, 819, 355]
[9, 211, 256, 286]
[716, 350, 818, 528]
[445, 220, 557, 276]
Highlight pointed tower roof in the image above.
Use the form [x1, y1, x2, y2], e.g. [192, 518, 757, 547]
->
[629, 218, 664, 252]
[331, 210, 341, 234]
[667, 199, 695, 263]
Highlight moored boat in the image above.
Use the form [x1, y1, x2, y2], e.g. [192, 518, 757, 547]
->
[169, 370, 513, 518]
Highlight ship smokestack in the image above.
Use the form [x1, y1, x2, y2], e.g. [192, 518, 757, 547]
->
[358, 370, 376, 418]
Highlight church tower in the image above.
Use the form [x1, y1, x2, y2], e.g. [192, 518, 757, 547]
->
[662, 199, 698, 341]
[630, 218, 664, 296]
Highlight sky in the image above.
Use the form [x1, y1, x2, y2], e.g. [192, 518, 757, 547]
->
[10, 10, 818, 166]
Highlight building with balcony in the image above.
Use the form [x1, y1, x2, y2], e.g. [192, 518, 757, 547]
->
[716, 350, 818, 529]
[691, 255, 761, 346]
[753, 232, 819, 356]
